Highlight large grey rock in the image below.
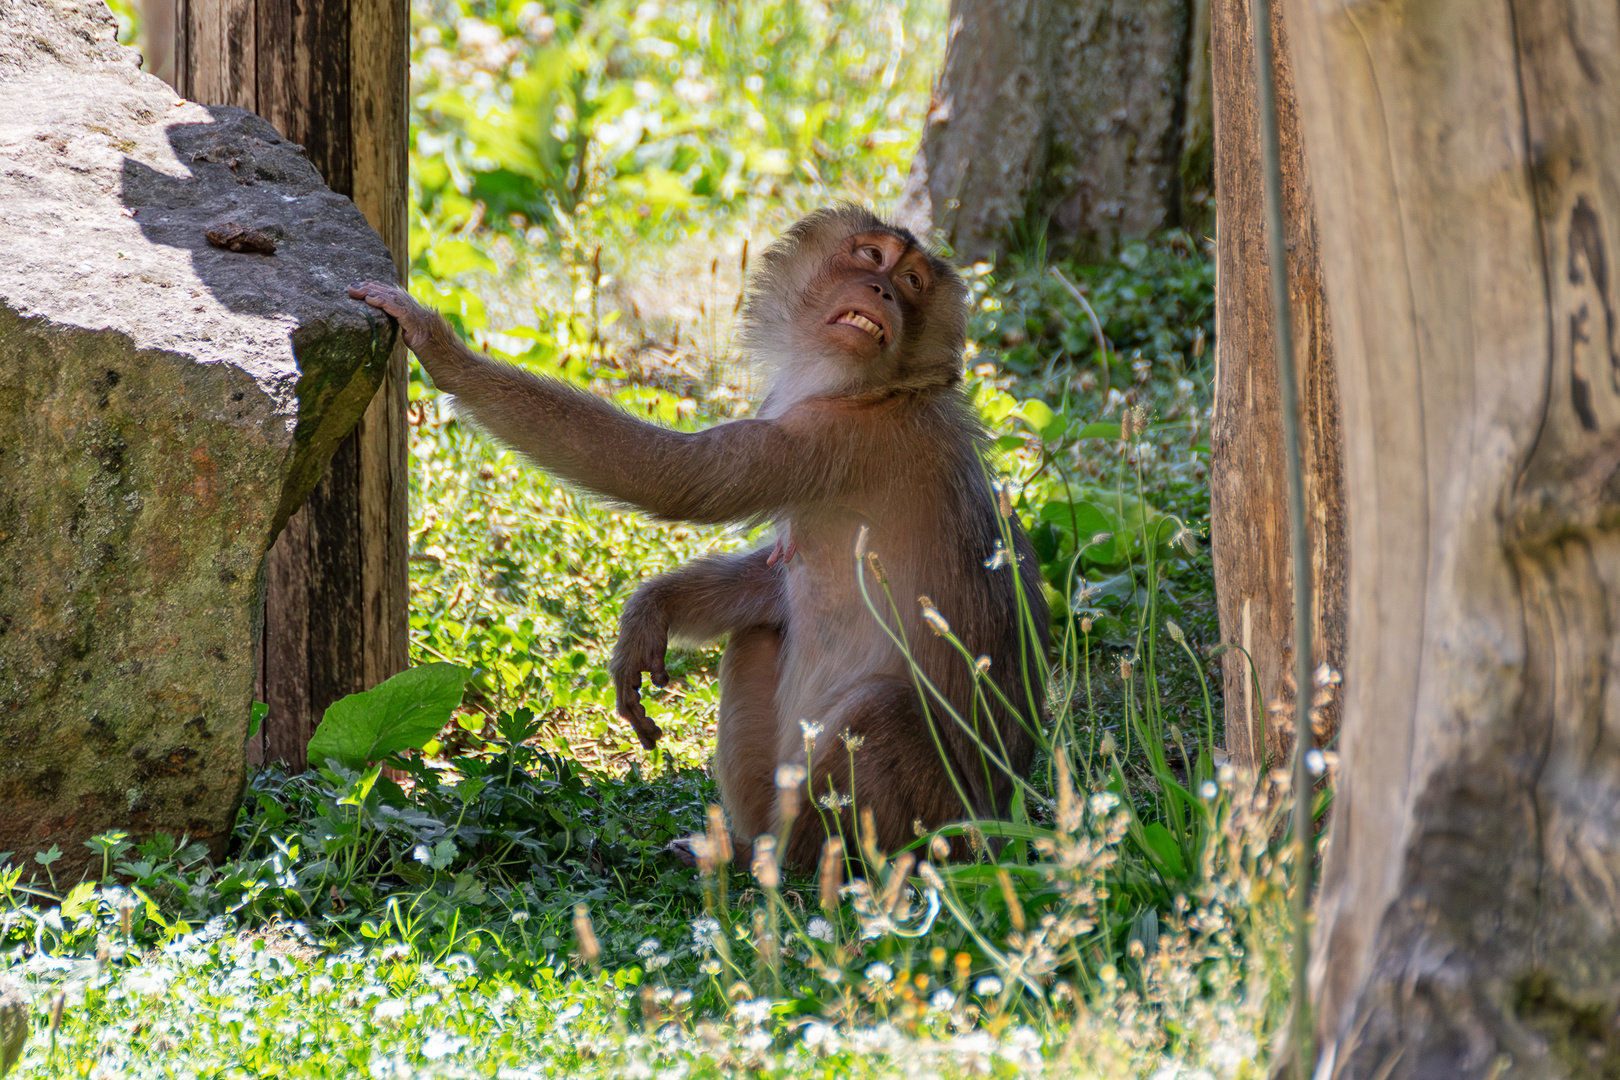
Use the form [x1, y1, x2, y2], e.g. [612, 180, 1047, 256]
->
[0, 0, 398, 871]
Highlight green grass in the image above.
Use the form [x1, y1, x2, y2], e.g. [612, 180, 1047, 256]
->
[2, 1, 1317, 1075]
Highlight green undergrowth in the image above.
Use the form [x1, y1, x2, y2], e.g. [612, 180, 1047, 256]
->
[9, 0, 1318, 1076]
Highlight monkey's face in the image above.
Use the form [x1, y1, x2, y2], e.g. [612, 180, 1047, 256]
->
[744, 206, 968, 408]
[816, 230, 933, 368]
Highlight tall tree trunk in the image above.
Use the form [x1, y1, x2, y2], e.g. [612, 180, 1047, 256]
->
[1284, 0, 1620, 1073]
[895, 0, 1212, 261]
[177, 0, 410, 770]
[1208, 0, 1345, 772]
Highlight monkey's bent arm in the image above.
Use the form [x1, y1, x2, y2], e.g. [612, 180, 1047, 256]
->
[410, 312, 873, 523]
[635, 548, 788, 646]
[609, 548, 785, 748]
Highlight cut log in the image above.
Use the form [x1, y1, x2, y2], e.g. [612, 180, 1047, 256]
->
[1285, 0, 1620, 1071]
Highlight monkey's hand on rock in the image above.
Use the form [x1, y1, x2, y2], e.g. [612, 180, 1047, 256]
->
[347, 280, 480, 394]
[609, 614, 671, 751]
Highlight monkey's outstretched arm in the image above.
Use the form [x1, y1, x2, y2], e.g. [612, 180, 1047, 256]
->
[610, 548, 786, 749]
[348, 281, 865, 523]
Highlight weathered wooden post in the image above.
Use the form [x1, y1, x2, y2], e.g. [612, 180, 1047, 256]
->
[175, 0, 411, 768]
[1208, 0, 1345, 770]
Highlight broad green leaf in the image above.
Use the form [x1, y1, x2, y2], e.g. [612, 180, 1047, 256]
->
[1012, 399, 1055, 438]
[307, 663, 470, 771]
[1140, 822, 1187, 878]
[1077, 422, 1122, 440]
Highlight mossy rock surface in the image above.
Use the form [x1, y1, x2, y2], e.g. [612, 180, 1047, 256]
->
[0, 0, 398, 872]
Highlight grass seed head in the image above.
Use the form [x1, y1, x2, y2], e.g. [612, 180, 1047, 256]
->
[818, 837, 844, 909]
[752, 835, 780, 889]
[705, 805, 733, 864]
[573, 903, 601, 967]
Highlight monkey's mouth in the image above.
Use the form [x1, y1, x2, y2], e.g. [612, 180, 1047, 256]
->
[832, 310, 887, 345]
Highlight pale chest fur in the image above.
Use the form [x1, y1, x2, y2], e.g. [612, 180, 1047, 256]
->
[772, 510, 905, 759]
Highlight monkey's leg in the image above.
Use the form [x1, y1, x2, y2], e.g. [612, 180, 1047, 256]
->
[712, 626, 784, 859]
[782, 678, 971, 873]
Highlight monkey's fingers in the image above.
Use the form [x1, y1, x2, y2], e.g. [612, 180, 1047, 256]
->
[613, 676, 665, 749]
[621, 706, 665, 751]
[348, 281, 408, 315]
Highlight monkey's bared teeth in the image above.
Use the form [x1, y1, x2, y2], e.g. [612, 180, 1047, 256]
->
[835, 311, 885, 343]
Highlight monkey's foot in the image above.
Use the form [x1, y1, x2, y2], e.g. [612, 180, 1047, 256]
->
[666, 834, 753, 869]
[666, 836, 701, 868]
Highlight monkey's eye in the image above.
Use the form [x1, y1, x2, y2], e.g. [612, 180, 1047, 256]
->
[861, 245, 884, 264]
[900, 271, 923, 292]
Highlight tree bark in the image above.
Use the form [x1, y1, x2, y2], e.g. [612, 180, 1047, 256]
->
[1284, 0, 1620, 1073]
[177, 0, 410, 770]
[895, 0, 1212, 261]
[1208, 0, 1344, 772]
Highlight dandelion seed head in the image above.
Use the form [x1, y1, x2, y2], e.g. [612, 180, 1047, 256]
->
[806, 917, 835, 943]
[734, 998, 771, 1025]
[691, 916, 720, 951]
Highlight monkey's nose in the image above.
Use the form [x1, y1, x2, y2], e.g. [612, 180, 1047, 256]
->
[868, 282, 893, 302]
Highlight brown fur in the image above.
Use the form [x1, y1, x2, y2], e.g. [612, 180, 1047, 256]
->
[348, 205, 1049, 871]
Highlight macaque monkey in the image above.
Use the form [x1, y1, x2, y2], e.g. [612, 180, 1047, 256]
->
[349, 205, 1047, 871]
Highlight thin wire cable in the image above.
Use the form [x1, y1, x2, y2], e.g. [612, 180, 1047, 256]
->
[1247, 0, 1316, 1075]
